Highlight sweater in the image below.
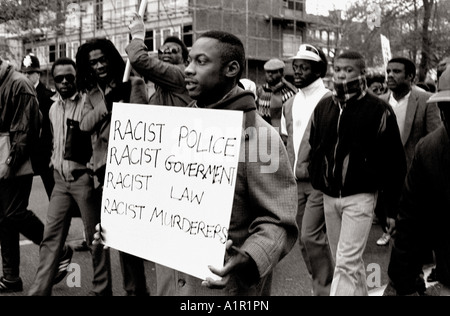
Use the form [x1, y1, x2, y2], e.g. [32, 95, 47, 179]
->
[283, 78, 331, 180]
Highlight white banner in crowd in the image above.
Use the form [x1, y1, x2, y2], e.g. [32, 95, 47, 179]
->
[100, 103, 243, 280]
[381, 34, 392, 71]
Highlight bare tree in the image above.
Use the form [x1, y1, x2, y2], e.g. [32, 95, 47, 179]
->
[418, 0, 435, 81]
[341, 0, 447, 80]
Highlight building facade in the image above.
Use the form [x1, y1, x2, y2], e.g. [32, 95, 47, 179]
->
[2, 0, 341, 85]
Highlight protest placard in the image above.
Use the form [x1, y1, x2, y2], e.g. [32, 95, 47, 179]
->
[101, 103, 243, 280]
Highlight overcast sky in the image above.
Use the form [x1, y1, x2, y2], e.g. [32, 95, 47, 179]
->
[306, 0, 358, 15]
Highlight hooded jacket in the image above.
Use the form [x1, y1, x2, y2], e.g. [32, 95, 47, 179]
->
[156, 87, 299, 296]
[0, 61, 41, 178]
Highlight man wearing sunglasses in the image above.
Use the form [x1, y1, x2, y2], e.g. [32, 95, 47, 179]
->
[29, 57, 113, 296]
[126, 12, 192, 108]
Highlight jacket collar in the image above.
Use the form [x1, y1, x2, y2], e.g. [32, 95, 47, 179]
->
[51, 91, 82, 103]
[301, 78, 326, 96]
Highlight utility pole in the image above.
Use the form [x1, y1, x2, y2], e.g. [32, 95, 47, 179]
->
[79, 0, 82, 44]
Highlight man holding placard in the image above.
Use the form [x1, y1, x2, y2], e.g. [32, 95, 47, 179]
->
[164, 31, 298, 295]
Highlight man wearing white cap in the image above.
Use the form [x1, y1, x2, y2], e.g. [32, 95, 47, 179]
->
[282, 44, 334, 296]
[386, 67, 450, 296]
[256, 58, 297, 139]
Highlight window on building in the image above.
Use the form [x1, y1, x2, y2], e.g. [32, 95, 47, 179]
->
[329, 31, 335, 42]
[183, 25, 193, 48]
[114, 35, 129, 55]
[144, 30, 154, 52]
[162, 29, 171, 41]
[283, 0, 305, 12]
[283, 33, 302, 57]
[71, 42, 80, 60]
[50, 45, 56, 63]
[59, 43, 67, 58]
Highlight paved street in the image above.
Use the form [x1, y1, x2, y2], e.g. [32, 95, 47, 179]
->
[1, 177, 396, 297]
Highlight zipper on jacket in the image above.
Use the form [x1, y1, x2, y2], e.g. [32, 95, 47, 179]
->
[332, 102, 344, 180]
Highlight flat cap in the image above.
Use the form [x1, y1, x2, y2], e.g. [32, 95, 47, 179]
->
[264, 58, 285, 71]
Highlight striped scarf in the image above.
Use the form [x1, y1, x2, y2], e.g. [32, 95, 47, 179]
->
[257, 80, 297, 119]
[333, 75, 368, 104]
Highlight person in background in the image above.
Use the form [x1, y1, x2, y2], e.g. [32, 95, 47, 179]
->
[77, 39, 149, 296]
[126, 12, 192, 108]
[309, 51, 407, 296]
[21, 53, 55, 198]
[376, 58, 441, 248]
[256, 58, 297, 141]
[0, 57, 44, 293]
[281, 44, 334, 296]
[21, 54, 89, 253]
[366, 72, 387, 96]
[385, 67, 450, 296]
[28, 57, 112, 296]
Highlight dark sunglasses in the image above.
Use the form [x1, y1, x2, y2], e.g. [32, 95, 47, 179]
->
[158, 47, 180, 55]
[54, 74, 75, 84]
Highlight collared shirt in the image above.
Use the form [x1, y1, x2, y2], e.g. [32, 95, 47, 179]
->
[389, 91, 411, 141]
[49, 91, 88, 182]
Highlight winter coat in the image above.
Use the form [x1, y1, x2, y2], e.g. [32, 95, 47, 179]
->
[0, 62, 41, 178]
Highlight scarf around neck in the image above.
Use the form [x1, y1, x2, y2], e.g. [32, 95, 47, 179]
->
[333, 75, 368, 104]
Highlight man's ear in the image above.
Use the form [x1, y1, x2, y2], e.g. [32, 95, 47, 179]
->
[224, 60, 241, 79]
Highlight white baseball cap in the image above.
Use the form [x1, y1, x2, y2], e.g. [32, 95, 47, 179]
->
[290, 44, 323, 63]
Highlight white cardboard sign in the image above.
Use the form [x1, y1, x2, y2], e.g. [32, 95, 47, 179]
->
[101, 103, 243, 280]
